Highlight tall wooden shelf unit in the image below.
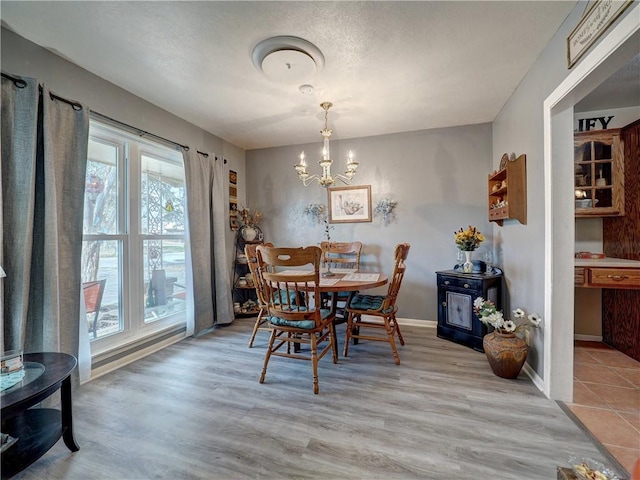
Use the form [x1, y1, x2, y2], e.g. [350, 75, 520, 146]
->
[488, 154, 527, 226]
[574, 129, 624, 217]
[232, 228, 263, 318]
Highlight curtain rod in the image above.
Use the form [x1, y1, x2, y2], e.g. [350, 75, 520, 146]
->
[91, 111, 220, 161]
[91, 111, 190, 151]
[1, 72, 27, 89]
[2, 73, 83, 111]
[2, 73, 220, 161]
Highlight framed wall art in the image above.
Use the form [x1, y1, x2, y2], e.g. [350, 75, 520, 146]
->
[229, 169, 238, 230]
[327, 185, 372, 223]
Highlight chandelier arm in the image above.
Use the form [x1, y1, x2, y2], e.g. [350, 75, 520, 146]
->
[301, 174, 320, 187]
[334, 174, 354, 186]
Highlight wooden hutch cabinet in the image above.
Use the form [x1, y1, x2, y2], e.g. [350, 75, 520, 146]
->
[436, 269, 503, 352]
[574, 129, 624, 217]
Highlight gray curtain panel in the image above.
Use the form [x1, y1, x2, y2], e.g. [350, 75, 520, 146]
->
[1, 73, 89, 356]
[1, 74, 38, 352]
[184, 151, 233, 335]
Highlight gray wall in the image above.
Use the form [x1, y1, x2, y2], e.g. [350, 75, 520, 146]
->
[246, 124, 494, 321]
[491, 0, 639, 382]
[1, 27, 246, 276]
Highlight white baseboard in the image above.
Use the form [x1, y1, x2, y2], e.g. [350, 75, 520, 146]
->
[574, 334, 603, 342]
[87, 332, 185, 383]
[398, 318, 437, 328]
[522, 362, 545, 394]
[361, 316, 436, 328]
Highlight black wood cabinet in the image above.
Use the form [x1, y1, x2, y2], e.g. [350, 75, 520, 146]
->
[436, 269, 503, 352]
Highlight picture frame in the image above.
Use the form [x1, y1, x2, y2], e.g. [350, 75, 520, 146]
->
[327, 185, 372, 223]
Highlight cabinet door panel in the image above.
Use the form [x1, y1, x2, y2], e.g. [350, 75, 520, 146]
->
[574, 129, 624, 217]
[445, 291, 473, 330]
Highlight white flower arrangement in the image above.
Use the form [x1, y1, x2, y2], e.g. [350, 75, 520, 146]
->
[304, 203, 333, 241]
[304, 203, 326, 222]
[473, 297, 542, 335]
[373, 198, 397, 225]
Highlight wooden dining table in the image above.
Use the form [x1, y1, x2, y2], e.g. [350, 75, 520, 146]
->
[277, 269, 388, 350]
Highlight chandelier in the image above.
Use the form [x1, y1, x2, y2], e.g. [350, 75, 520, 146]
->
[294, 102, 359, 187]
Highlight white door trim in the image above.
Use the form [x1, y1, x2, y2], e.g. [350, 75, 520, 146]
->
[542, 3, 640, 401]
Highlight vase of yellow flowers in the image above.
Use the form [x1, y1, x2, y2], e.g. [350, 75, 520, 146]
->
[474, 296, 542, 379]
[454, 226, 485, 273]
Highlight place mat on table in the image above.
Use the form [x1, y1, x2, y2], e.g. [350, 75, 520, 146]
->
[341, 273, 380, 282]
[326, 268, 357, 274]
[267, 271, 340, 287]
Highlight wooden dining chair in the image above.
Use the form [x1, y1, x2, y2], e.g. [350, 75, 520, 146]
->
[343, 243, 410, 365]
[245, 242, 274, 347]
[320, 241, 362, 271]
[256, 245, 337, 394]
[83, 279, 106, 338]
[320, 241, 363, 319]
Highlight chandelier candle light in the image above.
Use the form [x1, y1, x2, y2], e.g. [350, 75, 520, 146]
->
[294, 102, 359, 187]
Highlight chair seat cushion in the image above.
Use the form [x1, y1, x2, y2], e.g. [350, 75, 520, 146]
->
[333, 290, 353, 299]
[274, 289, 298, 305]
[321, 290, 353, 302]
[348, 294, 394, 314]
[268, 308, 332, 330]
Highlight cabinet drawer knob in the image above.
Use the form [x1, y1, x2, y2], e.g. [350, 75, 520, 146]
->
[441, 301, 447, 307]
[607, 274, 629, 281]
[444, 280, 450, 285]
[464, 283, 470, 288]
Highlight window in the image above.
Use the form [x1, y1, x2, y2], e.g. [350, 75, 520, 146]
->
[82, 121, 188, 352]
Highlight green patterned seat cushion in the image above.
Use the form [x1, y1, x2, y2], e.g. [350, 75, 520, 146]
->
[268, 308, 331, 330]
[348, 294, 393, 314]
[274, 289, 298, 305]
[321, 290, 354, 306]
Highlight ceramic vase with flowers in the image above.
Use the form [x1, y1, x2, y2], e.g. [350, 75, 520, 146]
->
[237, 207, 263, 241]
[454, 226, 485, 273]
[473, 297, 542, 379]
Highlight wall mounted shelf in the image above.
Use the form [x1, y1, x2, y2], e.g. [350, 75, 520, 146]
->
[488, 153, 527, 226]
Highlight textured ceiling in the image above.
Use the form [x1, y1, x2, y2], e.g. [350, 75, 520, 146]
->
[575, 53, 640, 112]
[1, 1, 580, 150]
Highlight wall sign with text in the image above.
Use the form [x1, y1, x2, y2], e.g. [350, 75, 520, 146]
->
[567, 0, 633, 68]
[576, 115, 614, 132]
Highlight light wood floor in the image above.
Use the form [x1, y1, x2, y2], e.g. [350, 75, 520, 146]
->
[13, 321, 615, 479]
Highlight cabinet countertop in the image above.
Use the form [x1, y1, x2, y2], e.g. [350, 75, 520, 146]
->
[575, 257, 640, 268]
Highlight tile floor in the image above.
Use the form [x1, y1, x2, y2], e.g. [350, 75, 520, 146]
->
[566, 341, 640, 477]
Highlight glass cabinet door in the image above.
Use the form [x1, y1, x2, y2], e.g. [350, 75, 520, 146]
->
[574, 129, 624, 217]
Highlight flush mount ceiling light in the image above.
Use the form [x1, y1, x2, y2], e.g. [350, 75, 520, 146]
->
[252, 36, 325, 84]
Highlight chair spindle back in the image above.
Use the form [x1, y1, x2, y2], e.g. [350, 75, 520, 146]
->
[320, 241, 362, 270]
